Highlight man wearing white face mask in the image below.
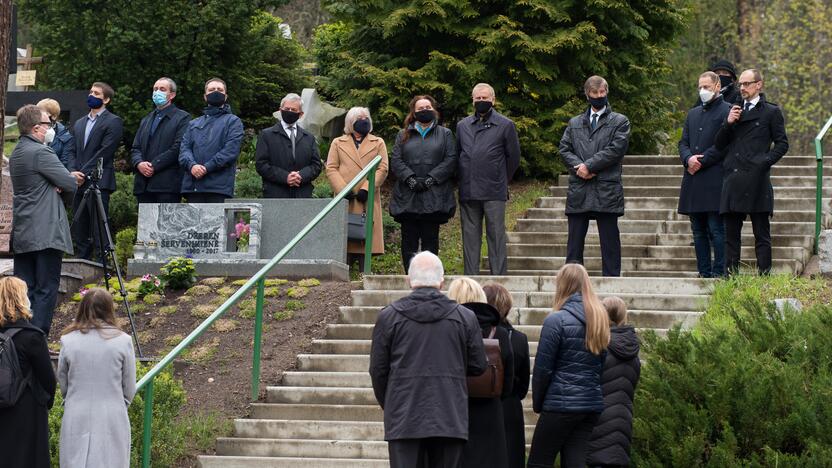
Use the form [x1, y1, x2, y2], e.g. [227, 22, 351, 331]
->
[677, 71, 731, 278]
[130, 77, 191, 203]
[9, 105, 82, 335]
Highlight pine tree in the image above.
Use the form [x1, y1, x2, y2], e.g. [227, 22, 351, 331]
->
[315, 0, 688, 177]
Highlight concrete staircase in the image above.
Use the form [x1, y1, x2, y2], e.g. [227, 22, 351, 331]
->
[199, 275, 712, 467]
[493, 155, 831, 277]
[199, 154, 828, 466]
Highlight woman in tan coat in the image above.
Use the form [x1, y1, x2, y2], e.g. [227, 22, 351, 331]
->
[326, 106, 389, 256]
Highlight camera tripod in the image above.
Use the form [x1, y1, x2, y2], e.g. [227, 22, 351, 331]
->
[72, 168, 143, 357]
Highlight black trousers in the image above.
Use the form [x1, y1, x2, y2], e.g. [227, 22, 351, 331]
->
[137, 192, 181, 203]
[183, 193, 229, 203]
[527, 411, 600, 468]
[400, 220, 440, 272]
[388, 437, 465, 468]
[13, 248, 64, 336]
[71, 187, 110, 261]
[724, 212, 772, 275]
[566, 213, 621, 277]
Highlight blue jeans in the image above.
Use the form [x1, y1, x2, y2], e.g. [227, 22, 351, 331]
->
[689, 212, 725, 278]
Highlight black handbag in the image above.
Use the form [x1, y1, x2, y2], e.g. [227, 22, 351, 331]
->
[347, 212, 366, 241]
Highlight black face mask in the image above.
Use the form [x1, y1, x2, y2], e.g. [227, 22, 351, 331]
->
[281, 110, 300, 125]
[353, 118, 371, 136]
[474, 100, 493, 115]
[718, 75, 733, 89]
[414, 110, 435, 123]
[206, 91, 226, 107]
[588, 95, 608, 110]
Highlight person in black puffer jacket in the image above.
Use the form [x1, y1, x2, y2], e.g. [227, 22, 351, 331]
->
[586, 296, 641, 468]
[448, 278, 514, 468]
[483, 282, 530, 468]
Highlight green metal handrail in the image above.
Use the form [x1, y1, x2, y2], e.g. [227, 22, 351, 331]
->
[135, 155, 383, 468]
[814, 116, 832, 254]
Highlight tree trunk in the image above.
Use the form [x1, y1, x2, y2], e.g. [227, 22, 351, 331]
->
[0, 0, 11, 158]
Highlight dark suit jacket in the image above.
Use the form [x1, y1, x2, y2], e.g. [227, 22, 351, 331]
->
[130, 104, 191, 195]
[677, 96, 731, 214]
[255, 123, 322, 198]
[69, 109, 124, 192]
[714, 93, 789, 214]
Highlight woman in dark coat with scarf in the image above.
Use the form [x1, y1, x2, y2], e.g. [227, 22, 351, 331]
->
[448, 278, 514, 468]
[586, 296, 641, 467]
[483, 282, 530, 468]
[0, 276, 57, 468]
[389, 95, 457, 271]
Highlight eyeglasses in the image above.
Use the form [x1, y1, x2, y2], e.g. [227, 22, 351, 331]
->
[738, 80, 760, 88]
[38, 121, 52, 125]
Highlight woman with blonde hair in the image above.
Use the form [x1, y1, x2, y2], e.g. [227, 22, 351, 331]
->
[325, 106, 389, 265]
[36, 98, 76, 170]
[528, 263, 610, 467]
[483, 282, 529, 468]
[0, 276, 57, 468]
[58, 288, 136, 468]
[447, 277, 514, 468]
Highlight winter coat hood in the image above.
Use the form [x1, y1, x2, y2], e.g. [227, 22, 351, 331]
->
[462, 302, 502, 329]
[607, 325, 639, 361]
[392, 287, 459, 323]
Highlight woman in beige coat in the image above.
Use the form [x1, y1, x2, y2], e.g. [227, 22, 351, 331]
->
[326, 106, 389, 256]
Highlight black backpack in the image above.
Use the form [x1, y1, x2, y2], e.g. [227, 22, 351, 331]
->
[0, 328, 32, 408]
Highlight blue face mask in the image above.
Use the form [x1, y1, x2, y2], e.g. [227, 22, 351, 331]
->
[87, 95, 104, 110]
[152, 90, 169, 107]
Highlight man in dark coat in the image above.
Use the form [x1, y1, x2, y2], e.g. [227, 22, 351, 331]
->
[131, 77, 190, 203]
[69, 81, 124, 260]
[179, 77, 244, 202]
[678, 71, 732, 278]
[711, 59, 740, 106]
[255, 93, 322, 198]
[370, 251, 487, 468]
[559, 75, 631, 276]
[714, 69, 789, 275]
[9, 105, 81, 335]
[456, 83, 521, 275]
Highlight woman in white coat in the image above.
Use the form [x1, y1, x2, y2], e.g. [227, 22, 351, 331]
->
[58, 288, 136, 467]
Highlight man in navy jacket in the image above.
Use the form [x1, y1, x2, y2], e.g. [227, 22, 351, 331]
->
[678, 71, 731, 278]
[69, 82, 124, 260]
[131, 77, 190, 203]
[179, 77, 244, 202]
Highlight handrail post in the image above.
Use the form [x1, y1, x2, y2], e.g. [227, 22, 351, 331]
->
[364, 168, 376, 274]
[251, 278, 265, 400]
[141, 379, 155, 468]
[814, 116, 832, 255]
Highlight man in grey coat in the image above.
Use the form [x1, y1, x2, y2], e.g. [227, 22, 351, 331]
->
[559, 75, 631, 277]
[10, 105, 82, 334]
[370, 251, 487, 468]
[456, 83, 521, 275]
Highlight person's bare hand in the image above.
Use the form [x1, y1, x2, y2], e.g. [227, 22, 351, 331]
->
[727, 106, 742, 124]
[71, 171, 86, 186]
[287, 171, 302, 187]
[687, 155, 702, 172]
[575, 163, 593, 180]
[55, 187, 62, 194]
[191, 165, 207, 179]
[138, 161, 154, 177]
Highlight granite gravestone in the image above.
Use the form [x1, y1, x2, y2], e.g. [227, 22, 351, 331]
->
[0, 161, 12, 255]
[135, 203, 261, 260]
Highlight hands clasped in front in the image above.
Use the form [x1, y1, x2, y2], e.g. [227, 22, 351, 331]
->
[574, 163, 596, 180]
[286, 171, 303, 187]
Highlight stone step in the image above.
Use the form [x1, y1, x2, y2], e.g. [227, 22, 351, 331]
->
[523, 207, 822, 224]
[505, 232, 814, 249]
[514, 218, 816, 235]
[348, 290, 707, 311]
[556, 174, 832, 188]
[199, 455, 388, 467]
[505, 244, 809, 263]
[216, 437, 389, 459]
[492, 269, 704, 278]
[267, 386, 377, 405]
[536, 196, 830, 212]
[490, 256, 801, 275]
[549, 185, 831, 198]
[362, 275, 712, 295]
[620, 155, 822, 166]
[619, 164, 832, 177]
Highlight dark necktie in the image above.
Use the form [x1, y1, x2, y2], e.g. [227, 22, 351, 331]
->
[149, 111, 162, 137]
[289, 126, 296, 161]
[744, 102, 752, 112]
[591, 113, 598, 131]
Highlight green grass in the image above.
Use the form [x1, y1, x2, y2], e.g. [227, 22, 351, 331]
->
[369, 179, 550, 276]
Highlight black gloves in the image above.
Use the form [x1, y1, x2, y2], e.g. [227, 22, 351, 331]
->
[406, 176, 418, 191]
[343, 191, 355, 200]
[406, 176, 435, 192]
[424, 176, 435, 188]
[356, 189, 369, 203]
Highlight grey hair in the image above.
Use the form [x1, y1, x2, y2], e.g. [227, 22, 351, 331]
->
[280, 93, 304, 110]
[471, 83, 496, 99]
[584, 75, 609, 95]
[157, 77, 177, 93]
[408, 251, 444, 288]
[344, 107, 373, 135]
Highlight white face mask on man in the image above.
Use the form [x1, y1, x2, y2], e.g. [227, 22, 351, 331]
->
[44, 126, 56, 145]
[699, 88, 716, 104]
